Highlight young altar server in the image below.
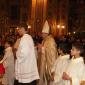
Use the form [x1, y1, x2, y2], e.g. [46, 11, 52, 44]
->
[62, 43, 85, 85]
[50, 43, 70, 85]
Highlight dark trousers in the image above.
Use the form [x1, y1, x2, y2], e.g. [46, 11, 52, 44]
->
[14, 80, 36, 85]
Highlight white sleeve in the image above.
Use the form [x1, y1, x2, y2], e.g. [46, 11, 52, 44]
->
[54, 59, 68, 83]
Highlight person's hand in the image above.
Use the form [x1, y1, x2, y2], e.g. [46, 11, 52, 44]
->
[50, 72, 55, 81]
[0, 61, 3, 64]
[62, 72, 71, 80]
[80, 81, 85, 85]
[37, 44, 43, 49]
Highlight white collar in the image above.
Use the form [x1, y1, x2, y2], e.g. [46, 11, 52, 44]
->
[60, 54, 70, 59]
[71, 57, 83, 63]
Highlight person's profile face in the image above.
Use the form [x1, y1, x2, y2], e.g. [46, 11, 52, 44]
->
[42, 32, 48, 39]
[71, 46, 80, 57]
[17, 27, 23, 36]
[4, 42, 9, 49]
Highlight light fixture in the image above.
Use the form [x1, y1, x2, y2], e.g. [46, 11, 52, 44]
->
[57, 25, 60, 28]
[61, 25, 65, 29]
[28, 25, 31, 29]
[73, 31, 76, 34]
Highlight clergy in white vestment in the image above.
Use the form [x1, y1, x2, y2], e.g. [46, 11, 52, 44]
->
[15, 23, 39, 85]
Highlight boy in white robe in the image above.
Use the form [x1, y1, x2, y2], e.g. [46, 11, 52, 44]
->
[50, 43, 70, 85]
[62, 43, 85, 85]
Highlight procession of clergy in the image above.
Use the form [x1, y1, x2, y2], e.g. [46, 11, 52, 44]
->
[0, 20, 85, 85]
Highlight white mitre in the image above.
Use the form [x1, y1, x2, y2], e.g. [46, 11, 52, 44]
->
[42, 20, 50, 33]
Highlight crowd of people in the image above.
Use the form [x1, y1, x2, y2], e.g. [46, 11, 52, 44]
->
[0, 20, 85, 85]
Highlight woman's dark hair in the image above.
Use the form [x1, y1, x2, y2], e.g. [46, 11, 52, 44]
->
[72, 42, 85, 63]
[5, 37, 14, 46]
